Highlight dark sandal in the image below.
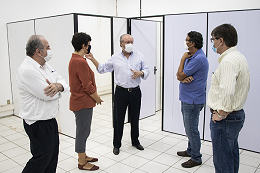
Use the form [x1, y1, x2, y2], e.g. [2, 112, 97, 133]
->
[86, 156, 98, 162]
[78, 162, 99, 170]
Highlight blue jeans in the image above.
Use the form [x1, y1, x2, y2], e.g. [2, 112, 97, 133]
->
[210, 109, 245, 173]
[181, 101, 204, 163]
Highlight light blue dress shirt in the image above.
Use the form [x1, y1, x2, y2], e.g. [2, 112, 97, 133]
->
[97, 51, 150, 88]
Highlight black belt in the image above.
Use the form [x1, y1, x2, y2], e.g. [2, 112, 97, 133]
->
[210, 108, 241, 114]
[116, 85, 140, 92]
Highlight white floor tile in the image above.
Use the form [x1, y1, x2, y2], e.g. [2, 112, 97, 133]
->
[240, 154, 260, 167]
[58, 152, 71, 162]
[153, 153, 181, 166]
[172, 158, 200, 173]
[134, 148, 161, 160]
[131, 169, 148, 173]
[57, 157, 78, 171]
[0, 129, 18, 137]
[255, 169, 260, 173]
[143, 133, 165, 141]
[121, 155, 150, 168]
[138, 160, 170, 173]
[0, 152, 8, 162]
[2, 165, 24, 173]
[194, 164, 215, 173]
[105, 162, 135, 173]
[94, 155, 117, 170]
[164, 167, 188, 173]
[12, 152, 32, 165]
[2, 146, 28, 158]
[239, 163, 258, 173]
[59, 140, 74, 150]
[91, 145, 112, 155]
[159, 136, 182, 146]
[1, 97, 260, 173]
[105, 150, 132, 162]
[0, 142, 18, 152]
[0, 158, 19, 172]
[0, 137, 9, 145]
[147, 142, 172, 152]
[241, 150, 260, 159]
[92, 135, 112, 144]
[11, 137, 29, 146]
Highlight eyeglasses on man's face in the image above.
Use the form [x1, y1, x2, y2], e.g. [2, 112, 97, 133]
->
[210, 37, 219, 43]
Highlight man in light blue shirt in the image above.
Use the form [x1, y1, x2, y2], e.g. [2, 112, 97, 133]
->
[86, 34, 149, 155]
[176, 31, 209, 168]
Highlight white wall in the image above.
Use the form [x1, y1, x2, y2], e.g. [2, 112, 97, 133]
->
[0, 0, 116, 107]
[117, 0, 260, 17]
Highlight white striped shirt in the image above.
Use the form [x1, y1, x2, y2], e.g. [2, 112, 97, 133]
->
[207, 46, 250, 112]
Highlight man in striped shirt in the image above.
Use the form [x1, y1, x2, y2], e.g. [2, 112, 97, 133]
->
[208, 24, 250, 173]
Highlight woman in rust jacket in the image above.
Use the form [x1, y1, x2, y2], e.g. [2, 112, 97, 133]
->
[69, 32, 103, 171]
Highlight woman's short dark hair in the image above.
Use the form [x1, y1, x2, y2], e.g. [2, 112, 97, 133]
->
[187, 31, 203, 49]
[26, 35, 44, 56]
[71, 32, 92, 52]
[211, 24, 238, 47]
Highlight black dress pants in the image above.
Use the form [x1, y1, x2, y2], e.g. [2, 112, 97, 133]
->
[22, 118, 59, 173]
[113, 86, 142, 148]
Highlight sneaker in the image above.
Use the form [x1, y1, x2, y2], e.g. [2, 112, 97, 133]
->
[181, 159, 202, 168]
[177, 150, 191, 157]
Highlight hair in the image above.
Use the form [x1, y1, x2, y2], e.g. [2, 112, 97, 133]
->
[120, 34, 133, 43]
[211, 23, 238, 47]
[26, 35, 44, 56]
[71, 32, 92, 52]
[187, 31, 203, 49]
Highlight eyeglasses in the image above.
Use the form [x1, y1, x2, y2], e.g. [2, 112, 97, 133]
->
[210, 38, 219, 43]
[185, 39, 191, 42]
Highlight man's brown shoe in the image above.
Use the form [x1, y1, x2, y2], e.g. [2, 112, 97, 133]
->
[181, 159, 202, 168]
[177, 151, 191, 157]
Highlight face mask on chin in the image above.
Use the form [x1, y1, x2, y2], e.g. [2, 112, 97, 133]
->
[124, 43, 134, 53]
[42, 50, 52, 62]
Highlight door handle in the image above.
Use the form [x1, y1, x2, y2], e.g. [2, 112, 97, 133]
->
[154, 66, 157, 75]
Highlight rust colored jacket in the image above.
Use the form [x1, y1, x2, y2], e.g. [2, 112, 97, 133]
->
[69, 53, 96, 111]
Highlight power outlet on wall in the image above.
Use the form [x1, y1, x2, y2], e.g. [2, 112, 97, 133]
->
[7, 100, 10, 104]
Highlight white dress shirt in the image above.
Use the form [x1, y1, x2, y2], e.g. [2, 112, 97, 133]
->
[16, 56, 69, 125]
[207, 46, 250, 112]
[97, 51, 150, 88]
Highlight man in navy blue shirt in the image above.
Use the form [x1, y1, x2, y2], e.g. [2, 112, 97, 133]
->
[176, 31, 209, 168]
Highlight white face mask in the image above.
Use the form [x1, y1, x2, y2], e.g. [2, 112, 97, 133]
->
[124, 44, 134, 53]
[184, 41, 190, 50]
[43, 50, 52, 62]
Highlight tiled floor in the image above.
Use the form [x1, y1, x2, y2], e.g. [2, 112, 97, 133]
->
[1, 94, 260, 173]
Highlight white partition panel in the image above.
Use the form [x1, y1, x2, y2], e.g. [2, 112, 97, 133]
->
[7, 20, 35, 116]
[35, 14, 75, 137]
[163, 14, 207, 136]
[78, 15, 112, 95]
[237, 10, 260, 152]
[113, 18, 127, 54]
[205, 11, 249, 141]
[131, 19, 156, 119]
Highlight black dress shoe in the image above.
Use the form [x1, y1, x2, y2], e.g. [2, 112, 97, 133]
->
[113, 147, 119, 155]
[177, 150, 191, 157]
[181, 159, 202, 168]
[133, 144, 144, 150]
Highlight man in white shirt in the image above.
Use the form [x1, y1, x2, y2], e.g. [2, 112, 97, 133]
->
[16, 35, 69, 173]
[86, 34, 149, 155]
[208, 24, 250, 173]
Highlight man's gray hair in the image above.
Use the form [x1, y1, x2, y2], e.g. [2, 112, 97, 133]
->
[120, 34, 133, 43]
[26, 35, 44, 56]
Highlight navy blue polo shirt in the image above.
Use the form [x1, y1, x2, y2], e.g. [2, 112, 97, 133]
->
[179, 49, 209, 104]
